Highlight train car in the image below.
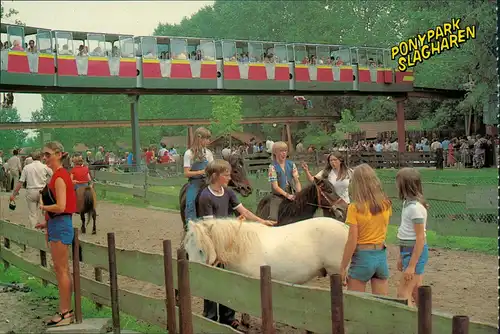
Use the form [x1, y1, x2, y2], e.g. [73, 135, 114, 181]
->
[216, 40, 291, 90]
[290, 43, 354, 91]
[137, 36, 220, 89]
[54, 29, 137, 88]
[350, 47, 414, 92]
[0, 23, 56, 87]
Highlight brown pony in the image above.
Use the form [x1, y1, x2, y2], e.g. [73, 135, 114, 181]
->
[75, 185, 97, 234]
[179, 154, 252, 228]
[256, 177, 345, 226]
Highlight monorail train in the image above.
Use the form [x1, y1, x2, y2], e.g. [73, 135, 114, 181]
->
[0, 23, 414, 92]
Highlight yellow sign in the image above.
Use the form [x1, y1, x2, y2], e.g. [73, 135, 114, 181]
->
[391, 18, 476, 72]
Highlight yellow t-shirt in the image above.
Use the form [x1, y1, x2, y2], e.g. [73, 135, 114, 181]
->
[345, 202, 392, 244]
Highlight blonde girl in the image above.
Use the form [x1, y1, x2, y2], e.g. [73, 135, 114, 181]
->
[340, 163, 392, 295]
[395, 168, 429, 307]
[183, 127, 213, 225]
[267, 141, 301, 220]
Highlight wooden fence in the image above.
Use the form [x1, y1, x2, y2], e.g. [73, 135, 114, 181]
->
[0, 220, 496, 334]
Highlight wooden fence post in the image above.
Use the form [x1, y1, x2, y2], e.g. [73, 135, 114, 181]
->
[452, 315, 469, 334]
[163, 240, 177, 334]
[107, 232, 121, 334]
[94, 268, 103, 310]
[418, 286, 432, 334]
[39, 249, 48, 286]
[260, 265, 274, 334]
[330, 274, 345, 334]
[3, 237, 10, 270]
[177, 257, 193, 334]
[72, 228, 82, 324]
[175, 249, 186, 307]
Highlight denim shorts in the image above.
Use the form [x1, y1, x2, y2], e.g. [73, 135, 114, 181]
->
[348, 247, 389, 282]
[400, 244, 429, 275]
[74, 183, 89, 190]
[47, 214, 74, 245]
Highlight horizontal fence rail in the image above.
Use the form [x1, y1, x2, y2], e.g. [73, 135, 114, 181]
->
[0, 220, 496, 334]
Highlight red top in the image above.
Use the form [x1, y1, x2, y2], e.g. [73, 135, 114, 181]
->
[145, 151, 154, 164]
[48, 167, 77, 215]
[70, 165, 90, 183]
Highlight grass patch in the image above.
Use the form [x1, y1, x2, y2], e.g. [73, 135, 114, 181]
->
[0, 262, 161, 333]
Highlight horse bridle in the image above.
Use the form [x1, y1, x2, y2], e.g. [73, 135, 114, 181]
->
[310, 181, 344, 213]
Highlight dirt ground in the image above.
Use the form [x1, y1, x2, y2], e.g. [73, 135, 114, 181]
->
[0, 191, 497, 333]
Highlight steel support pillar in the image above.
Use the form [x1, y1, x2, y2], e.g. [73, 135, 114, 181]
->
[130, 95, 141, 170]
[395, 98, 406, 153]
[187, 126, 194, 148]
[285, 124, 293, 152]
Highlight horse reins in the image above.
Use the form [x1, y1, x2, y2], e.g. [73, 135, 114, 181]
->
[309, 183, 343, 212]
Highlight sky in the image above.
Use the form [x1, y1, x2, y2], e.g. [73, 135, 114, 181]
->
[1, 0, 214, 121]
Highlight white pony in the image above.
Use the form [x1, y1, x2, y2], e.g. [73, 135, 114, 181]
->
[182, 216, 349, 284]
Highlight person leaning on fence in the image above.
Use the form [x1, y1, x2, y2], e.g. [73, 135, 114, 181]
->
[395, 168, 429, 307]
[340, 163, 392, 295]
[183, 127, 214, 225]
[302, 151, 352, 222]
[9, 150, 53, 229]
[36, 141, 77, 327]
[267, 141, 302, 221]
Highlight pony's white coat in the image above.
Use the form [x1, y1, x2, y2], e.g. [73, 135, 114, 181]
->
[183, 217, 349, 284]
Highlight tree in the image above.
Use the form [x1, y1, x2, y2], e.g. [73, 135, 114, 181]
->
[210, 96, 243, 138]
[0, 107, 26, 152]
[331, 109, 361, 144]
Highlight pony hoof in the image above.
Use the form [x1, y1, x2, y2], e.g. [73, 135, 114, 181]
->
[81, 229, 86, 234]
[92, 230, 96, 235]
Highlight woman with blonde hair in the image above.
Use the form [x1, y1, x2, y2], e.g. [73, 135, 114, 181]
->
[267, 141, 301, 221]
[36, 141, 77, 326]
[183, 127, 214, 223]
[340, 163, 392, 295]
[302, 151, 351, 220]
[395, 168, 429, 307]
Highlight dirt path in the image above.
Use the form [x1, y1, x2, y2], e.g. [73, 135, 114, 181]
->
[0, 191, 496, 332]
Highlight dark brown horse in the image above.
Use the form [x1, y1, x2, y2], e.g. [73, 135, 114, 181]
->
[256, 177, 345, 226]
[179, 154, 253, 227]
[75, 185, 97, 234]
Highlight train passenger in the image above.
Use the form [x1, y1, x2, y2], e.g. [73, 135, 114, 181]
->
[267, 141, 302, 221]
[183, 127, 213, 224]
[340, 163, 392, 295]
[37, 141, 77, 327]
[395, 168, 429, 307]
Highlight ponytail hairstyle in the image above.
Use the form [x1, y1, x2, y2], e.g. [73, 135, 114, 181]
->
[190, 127, 211, 162]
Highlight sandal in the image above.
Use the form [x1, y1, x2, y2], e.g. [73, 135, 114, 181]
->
[46, 310, 74, 327]
[229, 319, 241, 330]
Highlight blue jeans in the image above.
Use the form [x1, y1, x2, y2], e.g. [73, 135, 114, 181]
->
[185, 178, 205, 223]
[348, 248, 389, 282]
[400, 244, 429, 275]
[47, 214, 74, 245]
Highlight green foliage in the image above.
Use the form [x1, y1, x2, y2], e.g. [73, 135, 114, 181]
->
[0, 107, 26, 151]
[31, 0, 495, 151]
[210, 96, 243, 136]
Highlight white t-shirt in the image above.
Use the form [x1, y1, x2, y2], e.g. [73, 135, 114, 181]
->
[315, 169, 351, 204]
[19, 160, 53, 189]
[397, 200, 427, 240]
[265, 140, 274, 154]
[183, 148, 214, 168]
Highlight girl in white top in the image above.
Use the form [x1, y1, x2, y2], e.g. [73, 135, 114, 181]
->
[395, 167, 429, 307]
[303, 151, 351, 203]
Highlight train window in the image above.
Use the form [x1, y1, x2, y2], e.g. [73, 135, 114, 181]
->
[199, 40, 215, 61]
[316, 45, 330, 65]
[365, 49, 378, 68]
[248, 42, 264, 63]
[383, 49, 393, 68]
[357, 48, 368, 67]
[349, 47, 358, 64]
[7, 25, 25, 51]
[222, 41, 236, 61]
[286, 45, 294, 63]
[36, 29, 52, 54]
[55, 31, 74, 56]
[141, 36, 157, 59]
[336, 47, 350, 66]
[171, 38, 188, 60]
[119, 36, 135, 58]
[293, 44, 307, 63]
[87, 33, 106, 57]
[375, 49, 384, 67]
[272, 44, 287, 63]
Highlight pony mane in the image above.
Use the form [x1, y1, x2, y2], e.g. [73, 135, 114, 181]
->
[278, 182, 319, 216]
[194, 218, 263, 265]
